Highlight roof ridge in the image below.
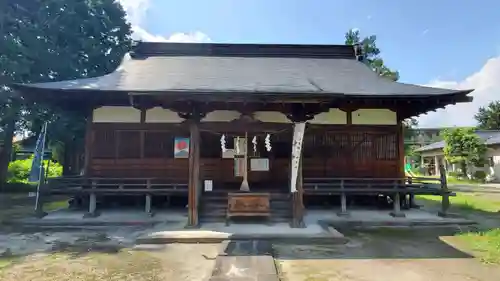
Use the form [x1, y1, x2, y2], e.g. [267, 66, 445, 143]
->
[130, 41, 356, 59]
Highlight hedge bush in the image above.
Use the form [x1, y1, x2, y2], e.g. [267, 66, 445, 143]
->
[7, 156, 62, 183]
[473, 170, 487, 182]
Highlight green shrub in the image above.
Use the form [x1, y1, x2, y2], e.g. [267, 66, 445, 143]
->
[7, 156, 62, 183]
[473, 170, 487, 182]
[447, 171, 462, 178]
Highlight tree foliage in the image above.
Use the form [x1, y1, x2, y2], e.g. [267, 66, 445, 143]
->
[345, 29, 417, 154]
[344, 29, 399, 81]
[403, 118, 419, 155]
[443, 128, 486, 176]
[474, 101, 500, 130]
[0, 0, 132, 183]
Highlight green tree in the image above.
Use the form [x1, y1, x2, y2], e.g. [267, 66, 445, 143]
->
[0, 0, 132, 185]
[345, 29, 399, 81]
[474, 101, 500, 130]
[345, 29, 417, 154]
[403, 118, 419, 155]
[443, 128, 487, 176]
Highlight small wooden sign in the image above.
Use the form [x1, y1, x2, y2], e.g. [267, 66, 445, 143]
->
[250, 158, 269, 171]
[234, 157, 245, 177]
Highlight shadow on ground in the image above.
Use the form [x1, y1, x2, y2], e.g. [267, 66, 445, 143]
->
[274, 227, 473, 261]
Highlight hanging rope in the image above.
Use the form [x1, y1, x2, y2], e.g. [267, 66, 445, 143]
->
[200, 128, 291, 138]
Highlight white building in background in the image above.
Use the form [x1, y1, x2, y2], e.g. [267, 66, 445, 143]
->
[415, 130, 500, 181]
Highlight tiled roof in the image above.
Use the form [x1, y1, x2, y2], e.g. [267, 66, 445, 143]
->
[14, 42, 473, 99]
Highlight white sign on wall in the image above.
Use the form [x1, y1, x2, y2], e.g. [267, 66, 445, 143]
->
[204, 180, 213, 192]
[250, 158, 269, 171]
[222, 149, 235, 159]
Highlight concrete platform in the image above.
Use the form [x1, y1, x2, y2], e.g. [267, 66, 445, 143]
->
[306, 209, 476, 228]
[3, 208, 475, 243]
[136, 222, 345, 244]
[4, 209, 188, 228]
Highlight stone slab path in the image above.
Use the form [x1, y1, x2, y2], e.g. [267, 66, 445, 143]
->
[209, 240, 279, 281]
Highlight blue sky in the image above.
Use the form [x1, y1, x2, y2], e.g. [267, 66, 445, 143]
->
[119, 0, 500, 128]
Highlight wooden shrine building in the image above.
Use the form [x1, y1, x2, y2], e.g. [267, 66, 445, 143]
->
[14, 42, 473, 227]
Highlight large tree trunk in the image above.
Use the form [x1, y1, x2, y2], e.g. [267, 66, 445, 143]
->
[0, 116, 16, 191]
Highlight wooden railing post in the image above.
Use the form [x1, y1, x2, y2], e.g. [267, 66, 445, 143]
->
[438, 164, 450, 217]
[145, 179, 153, 217]
[337, 179, 349, 217]
[390, 180, 405, 217]
[85, 179, 98, 218]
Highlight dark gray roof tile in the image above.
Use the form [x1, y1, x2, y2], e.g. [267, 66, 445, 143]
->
[17, 50, 472, 97]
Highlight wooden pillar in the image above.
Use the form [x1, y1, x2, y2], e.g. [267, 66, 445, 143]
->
[288, 107, 310, 228]
[83, 109, 94, 176]
[292, 155, 305, 228]
[438, 164, 450, 217]
[337, 180, 349, 216]
[397, 119, 405, 178]
[84, 179, 98, 218]
[434, 155, 440, 176]
[389, 180, 405, 217]
[145, 179, 153, 216]
[186, 112, 201, 228]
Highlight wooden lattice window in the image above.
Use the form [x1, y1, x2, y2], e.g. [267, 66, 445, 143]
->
[92, 129, 116, 158]
[117, 131, 141, 158]
[351, 132, 373, 162]
[374, 133, 397, 160]
[144, 131, 173, 158]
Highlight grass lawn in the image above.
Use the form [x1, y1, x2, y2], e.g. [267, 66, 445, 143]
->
[418, 193, 500, 213]
[0, 194, 69, 222]
[417, 193, 500, 264]
[458, 229, 500, 264]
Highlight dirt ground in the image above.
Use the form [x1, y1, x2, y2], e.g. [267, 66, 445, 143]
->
[274, 228, 500, 281]
[1, 189, 500, 280]
[0, 238, 220, 281]
[274, 185, 500, 281]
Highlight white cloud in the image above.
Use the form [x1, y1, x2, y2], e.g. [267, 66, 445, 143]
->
[119, 0, 149, 26]
[417, 56, 500, 128]
[131, 26, 211, 43]
[118, 0, 211, 43]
